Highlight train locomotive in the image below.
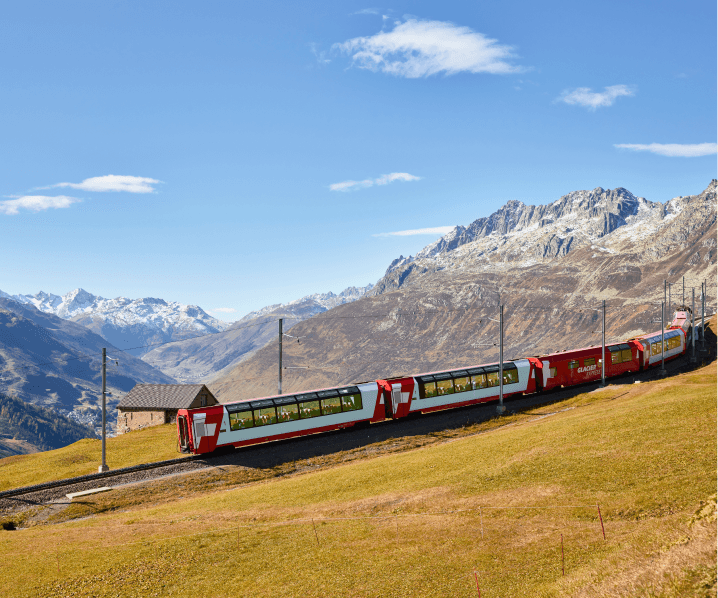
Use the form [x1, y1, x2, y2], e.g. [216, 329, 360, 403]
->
[177, 310, 691, 455]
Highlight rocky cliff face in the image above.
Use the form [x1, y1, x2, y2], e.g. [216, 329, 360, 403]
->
[210, 181, 716, 403]
[374, 182, 716, 293]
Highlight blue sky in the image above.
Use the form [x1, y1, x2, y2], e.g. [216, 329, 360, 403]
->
[1, 1, 715, 319]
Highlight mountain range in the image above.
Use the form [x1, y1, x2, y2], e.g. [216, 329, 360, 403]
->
[210, 180, 716, 402]
[1, 181, 714, 448]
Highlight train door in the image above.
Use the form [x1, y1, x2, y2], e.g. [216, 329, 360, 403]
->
[178, 416, 190, 452]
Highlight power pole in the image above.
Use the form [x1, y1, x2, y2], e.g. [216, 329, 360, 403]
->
[682, 276, 685, 307]
[497, 304, 505, 414]
[691, 287, 696, 363]
[668, 283, 672, 322]
[99, 348, 109, 473]
[660, 301, 666, 376]
[278, 318, 283, 395]
[701, 281, 706, 351]
[601, 300, 606, 387]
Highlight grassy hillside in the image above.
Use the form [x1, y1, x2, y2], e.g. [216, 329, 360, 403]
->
[1, 359, 715, 597]
[0, 422, 180, 491]
[0, 394, 95, 458]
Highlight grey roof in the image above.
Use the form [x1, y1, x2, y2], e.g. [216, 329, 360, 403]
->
[117, 384, 212, 410]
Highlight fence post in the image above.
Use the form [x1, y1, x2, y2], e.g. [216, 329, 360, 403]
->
[561, 533, 565, 576]
[597, 504, 606, 540]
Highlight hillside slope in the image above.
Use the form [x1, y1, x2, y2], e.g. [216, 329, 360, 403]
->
[0, 394, 95, 458]
[2, 356, 715, 597]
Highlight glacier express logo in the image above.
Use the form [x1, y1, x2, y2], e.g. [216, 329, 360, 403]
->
[577, 364, 598, 373]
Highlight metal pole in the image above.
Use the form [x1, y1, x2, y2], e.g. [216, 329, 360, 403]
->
[497, 304, 505, 414]
[278, 318, 283, 395]
[668, 283, 672, 322]
[691, 287, 696, 362]
[682, 276, 685, 308]
[661, 301, 665, 375]
[99, 348, 108, 472]
[601, 300, 606, 387]
[701, 280, 706, 349]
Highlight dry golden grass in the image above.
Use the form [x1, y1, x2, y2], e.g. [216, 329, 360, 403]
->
[0, 423, 180, 492]
[0, 362, 715, 597]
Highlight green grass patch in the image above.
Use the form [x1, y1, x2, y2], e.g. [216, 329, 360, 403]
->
[0, 424, 180, 491]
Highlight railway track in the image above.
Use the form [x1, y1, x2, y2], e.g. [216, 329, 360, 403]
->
[1, 337, 713, 516]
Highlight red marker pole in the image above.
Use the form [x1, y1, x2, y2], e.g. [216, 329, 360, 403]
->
[597, 504, 606, 540]
[561, 533, 565, 576]
[474, 570, 481, 597]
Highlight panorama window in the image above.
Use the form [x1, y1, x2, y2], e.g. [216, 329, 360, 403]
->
[568, 360, 579, 369]
[321, 397, 342, 416]
[472, 373, 488, 389]
[436, 379, 455, 395]
[503, 368, 519, 384]
[229, 410, 254, 431]
[423, 381, 438, 398]
[584, 357, 595, 367]
[277, 403, 299, 422]
[486, 372, 500, 387]
[621, 349, 632, 363]
[340, 393, 363, 411]
[299, 400, 321, 419]
[454, 376, 471, 393]
[255, 406, 277, 427]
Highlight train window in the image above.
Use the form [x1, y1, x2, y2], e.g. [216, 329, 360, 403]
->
[621, 349, 632, 363]
[321, 397, 342, 416]
[436, 379, 455, 395]
[486, 372, 500, 387]
[229, 411, 254, 430]
[549, 367, 557, 378]
[277, 403, 299, 422]
[454, 376, 471, 392]
[504, 369, 519, 384]
[341, 393, 362, 411]
[568, 360, 579, 369]
[584, 357, 595, 366]
[299, 400, 321, 419]
[254, 406, 277, 426]
[471, 373, 488, 389]
[317, 390, 339, 399]
[423, 381, 438, 398]
[611, 352, 622, 365]
[651, 341, 661, 356]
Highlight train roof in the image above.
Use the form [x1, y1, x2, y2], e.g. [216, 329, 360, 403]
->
[380, 358, 530, 382]
[217, 382, 373, 410]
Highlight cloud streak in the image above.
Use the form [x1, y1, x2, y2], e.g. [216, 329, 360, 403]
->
[334, 18, 523, 78]
[46, 175, 162, 193]
[557, 85, 634, 110]
[330, 172, 421, 192]
[374, 226, 455, 237]
[614, 143, 717, 158]
[0, 195, 80, 215]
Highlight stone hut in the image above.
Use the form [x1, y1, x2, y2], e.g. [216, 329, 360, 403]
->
[116, 384, 218, 434]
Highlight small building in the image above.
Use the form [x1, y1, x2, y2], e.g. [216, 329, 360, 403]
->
[116, 384, 218, 434]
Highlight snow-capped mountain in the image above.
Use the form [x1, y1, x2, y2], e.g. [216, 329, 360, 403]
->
[237, 284, 374, 322]
[375, 181, 717, 292]
[0, 288, 231, 357]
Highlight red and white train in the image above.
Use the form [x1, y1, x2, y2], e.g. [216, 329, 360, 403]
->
[177, 310, 692, 455]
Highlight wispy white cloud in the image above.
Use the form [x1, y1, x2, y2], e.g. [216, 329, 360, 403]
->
[614, 142, 717, 157]
[352, 8, 381, 15]
[43, 175, 162, 193]
[0, 195, 80, 215]
[334, 18, 523, 78]
[374, 226, 455, 237]
[330, 172, 421, 192]
[557, 85, 634, 110]
[210, 307, 237, 313]
[309, 42, 331, 65]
